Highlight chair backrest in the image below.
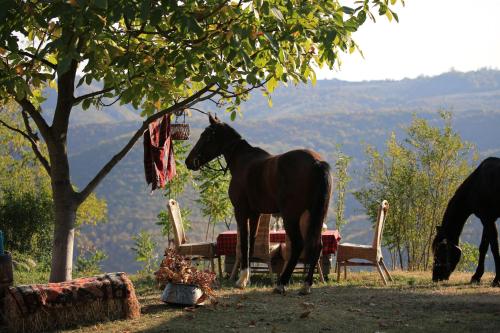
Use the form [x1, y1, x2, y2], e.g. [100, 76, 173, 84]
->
[372, 200, 389, 250]
[236, 214, 272, 260]
[253, 214, 272, 259]
[167, 199, 187, 248]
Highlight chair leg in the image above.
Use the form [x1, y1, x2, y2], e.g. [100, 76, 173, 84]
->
[218, 256, 223, 279]
[336, 262, 341, 282]
[344, 265, 347, 280]
[317, 259, 325, 283]
[375, 262, 388, 285]
[210, 257, 215, 273]
[380, 258, 393, 282]
[230, 258, 240, 281]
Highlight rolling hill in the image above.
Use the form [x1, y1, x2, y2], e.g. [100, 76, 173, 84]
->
[55, 69, 500, 272]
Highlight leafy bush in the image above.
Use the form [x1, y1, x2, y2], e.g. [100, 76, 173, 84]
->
[75, 248, 108, 275]
[457, 242, 479, 272]
[132, 230, 159, 274]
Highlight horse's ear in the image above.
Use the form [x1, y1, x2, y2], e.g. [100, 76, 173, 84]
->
[209, 113, 217, 125]
[214, 114, 220, 122]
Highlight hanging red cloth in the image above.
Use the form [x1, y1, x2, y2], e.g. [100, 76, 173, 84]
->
[144, 114, 176, 191]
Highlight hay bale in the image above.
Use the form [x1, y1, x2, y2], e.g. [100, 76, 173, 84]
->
[4, 272, 140, 333]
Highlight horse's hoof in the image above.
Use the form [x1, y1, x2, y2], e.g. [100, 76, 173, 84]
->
[235, 279, 247, 289]
[235, 280, 247, 289]
[298, 283, 311, 296]
[470, 276, 481, 284]
[273, 285, 286, 295]
[236, 268, 250, 289]
[491, 279, 500, 287]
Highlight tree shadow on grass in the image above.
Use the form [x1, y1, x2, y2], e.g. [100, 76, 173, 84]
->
[136, 280, 500, 333]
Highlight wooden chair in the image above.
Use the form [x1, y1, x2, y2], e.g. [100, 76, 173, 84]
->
[335, 200, 393, 285]
[167, 199, 222, 277]
[230, 214, 281, 280]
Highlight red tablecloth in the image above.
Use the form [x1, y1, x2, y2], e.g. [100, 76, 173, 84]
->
[216, 230, 341, 256]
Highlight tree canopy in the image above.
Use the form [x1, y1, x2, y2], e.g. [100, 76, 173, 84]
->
[1, 0, 402, 117]
[0, 0, 402, 281]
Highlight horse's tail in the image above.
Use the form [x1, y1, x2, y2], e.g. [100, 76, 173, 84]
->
[304, 160, 332, 260]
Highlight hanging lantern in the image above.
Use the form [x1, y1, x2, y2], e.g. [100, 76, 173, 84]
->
[171, 109, 190, 140]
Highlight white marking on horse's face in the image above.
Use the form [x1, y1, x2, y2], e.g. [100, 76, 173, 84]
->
[236, 268, 251, 289]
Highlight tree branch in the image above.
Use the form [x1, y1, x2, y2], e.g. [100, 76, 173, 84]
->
[76, 83, 216, 204]
[16, 97, 51, 141]
[17, 50, 57, 70]
[0, 118, 51, 174]
[21, 110, 39, 142]
[73, 86, 116, 105]
[73, 76, 141, 106]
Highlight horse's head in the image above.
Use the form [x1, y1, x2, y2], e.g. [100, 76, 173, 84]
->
[185, 114, 241, 170]
[432, 226, 462, 282]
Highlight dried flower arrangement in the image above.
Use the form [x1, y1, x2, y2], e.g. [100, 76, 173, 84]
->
[155, 249, 217, 303]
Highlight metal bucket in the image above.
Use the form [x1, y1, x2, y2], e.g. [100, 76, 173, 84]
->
[161, 282, 205, 306]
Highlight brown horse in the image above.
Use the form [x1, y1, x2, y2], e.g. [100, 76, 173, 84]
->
[186, 115, 332, 294]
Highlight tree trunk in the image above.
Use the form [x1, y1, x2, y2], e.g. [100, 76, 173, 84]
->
[48, 142, 78, 282]
[49, 204, 76, 282]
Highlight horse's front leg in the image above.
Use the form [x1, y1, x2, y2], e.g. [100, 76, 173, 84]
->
[471, 227, 488, 284]
[486, 221, 500, 287]
[235, 212, 258, 289]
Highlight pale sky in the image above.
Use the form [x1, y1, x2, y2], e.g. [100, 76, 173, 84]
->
[319, 0, 500, 81]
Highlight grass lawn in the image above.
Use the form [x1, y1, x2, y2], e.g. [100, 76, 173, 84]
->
[22, 270, 494, 333]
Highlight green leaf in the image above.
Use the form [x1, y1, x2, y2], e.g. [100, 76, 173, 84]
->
[77, 76, 85, 88]
[392, 11, 399, 23]
[386, 10, 393, 22]
[175, 65, 186, 86]
[82, 98, 91, 110]
[310, 69, 317, 86]
[270, 7, 285, 22]
[266, 76, 278, 93]
[141, 0, 151, 21]
[263, 32, 279, 52]
[341, 6, 354, 15]
[94, 0, 107, 10]
[230, 111, 236, 121]
[357, 10, 367, 25]
[275, 63, 284, 78]
[57, 56, 72, 76]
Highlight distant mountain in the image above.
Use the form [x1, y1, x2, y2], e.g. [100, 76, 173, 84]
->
[60, 69, 500, 272]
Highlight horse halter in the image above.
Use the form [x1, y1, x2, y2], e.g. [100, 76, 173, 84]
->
[196, 126, 242, 175]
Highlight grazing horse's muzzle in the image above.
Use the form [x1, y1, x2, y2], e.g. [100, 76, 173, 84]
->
[432, 261, 451, 282]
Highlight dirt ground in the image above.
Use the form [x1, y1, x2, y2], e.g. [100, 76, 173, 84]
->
[54, 271, 500, 333]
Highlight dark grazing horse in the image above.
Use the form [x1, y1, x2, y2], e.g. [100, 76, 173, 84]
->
[186, 114, 332, 294]
[432, 157, 500, 286]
